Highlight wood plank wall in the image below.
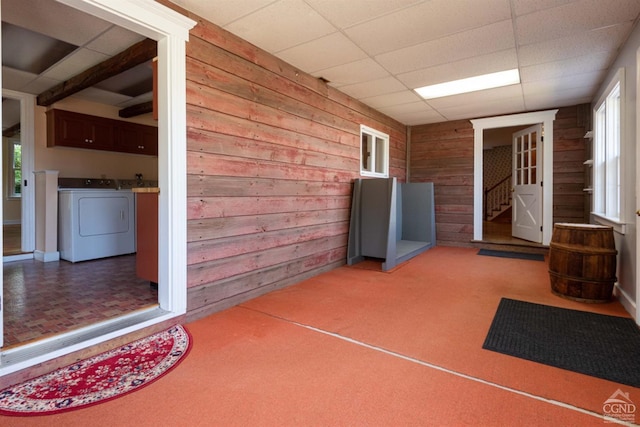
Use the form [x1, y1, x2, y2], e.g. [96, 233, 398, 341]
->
[172, 8, 407, 320]
[410, 105, 588, 246]
[410, 120, 475, 246]
[553, 105, 591, 224]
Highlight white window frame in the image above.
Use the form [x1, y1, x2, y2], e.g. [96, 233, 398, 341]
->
[360, 125, 389, 178]
[593, 68, 625, 233]
[7, 138, 21, 199]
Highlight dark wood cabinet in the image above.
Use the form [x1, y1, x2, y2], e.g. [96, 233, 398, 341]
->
[47, 109, 115, 151]
[46, 109, 157, 156]
[115, 121, 158, 156]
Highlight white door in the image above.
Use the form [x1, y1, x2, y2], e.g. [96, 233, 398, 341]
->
[512, 124, 543, 242]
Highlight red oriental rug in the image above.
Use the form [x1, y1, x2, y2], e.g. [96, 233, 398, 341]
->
[0, 325, 191, 416]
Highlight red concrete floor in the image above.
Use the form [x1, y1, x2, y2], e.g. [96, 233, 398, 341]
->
[1, 246, 636, 425]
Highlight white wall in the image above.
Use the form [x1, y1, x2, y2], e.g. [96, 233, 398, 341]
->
[591, 20, 639, 312]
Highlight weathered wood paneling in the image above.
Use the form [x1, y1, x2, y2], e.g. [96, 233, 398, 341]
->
[552, 106, 589, 224]
[410, 105, 588, 246]
[175, 9, 407, 320]
[410, 119, 475, 246]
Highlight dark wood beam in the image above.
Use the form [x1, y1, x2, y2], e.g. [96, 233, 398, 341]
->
[37, 38, 157, 106]
[119, 101, 153, 118]
[3, 123, 20, 138]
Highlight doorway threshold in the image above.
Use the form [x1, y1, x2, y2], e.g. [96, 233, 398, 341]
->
[471, 239, 549, 255]
[1, 306, 175, 375]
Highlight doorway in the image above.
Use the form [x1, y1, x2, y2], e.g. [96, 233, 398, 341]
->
[481, 126, 522, 243]
[0, 0, 193, 374]
[2, 91, 35, 261]
[471, 110, 558, 246]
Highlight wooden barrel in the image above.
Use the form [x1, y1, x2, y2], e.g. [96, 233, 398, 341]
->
[548, 223, 617, 303]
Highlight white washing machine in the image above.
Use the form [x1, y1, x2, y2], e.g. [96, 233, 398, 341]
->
[58, 189, 136, 262]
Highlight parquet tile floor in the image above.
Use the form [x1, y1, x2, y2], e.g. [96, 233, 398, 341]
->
[3, 255, 158, 348]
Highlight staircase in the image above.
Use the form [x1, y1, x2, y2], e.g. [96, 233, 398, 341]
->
[484, 176, 512, 221]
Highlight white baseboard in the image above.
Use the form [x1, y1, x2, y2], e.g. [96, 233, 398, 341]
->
[34, 250, 60, 263]
[3, 253, 34, 263]
[614, 283, 636, 321]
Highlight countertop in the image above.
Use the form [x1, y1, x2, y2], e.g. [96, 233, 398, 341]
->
[132, 187, 160, 193]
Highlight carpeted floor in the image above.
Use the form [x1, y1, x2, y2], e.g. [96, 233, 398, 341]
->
[483, 298, 640, 388]
[0, 246, 635, 426]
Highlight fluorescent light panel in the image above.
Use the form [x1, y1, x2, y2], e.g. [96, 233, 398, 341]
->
[415, 69, 520, 99]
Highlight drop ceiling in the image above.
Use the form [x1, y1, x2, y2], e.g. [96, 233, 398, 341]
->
[172, 0, 640, 125]
[2, 0, 640, 129]
[1, 0, 152, 130]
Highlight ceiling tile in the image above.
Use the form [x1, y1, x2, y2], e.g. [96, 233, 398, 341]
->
[518, 23, 633, 66]
[521, 72, 602, 98]
[519, 51, 613, 82]
[41, 48, 109, 81]
[19, 75, 62, 96]
[72, 87, 132, 106]
[375, 20, 515, 74]
[391, 109, 447, 125]
[277, 32, 367, 73]
[511, 0, 575, 16]
[171, 0, 276, 26]
[359, 90, 423, 108]
[397, 49, 518, 89]
[85, 26, 146, 56]
[315, 58, 390, 87]
[376, 101, 436, 115]
[2, 0, 112, 46]
[338, 77, 408, 99]
[345, 0, 511, 56]
[305, 0, 422, 29]
[437, 95, 526, 121]
[524, 86, 593, 110]
[1, 67, 39, 94]
[224, 0, 335, 53]
[515, 0, 640, 46]
[2, 23, 77, 74]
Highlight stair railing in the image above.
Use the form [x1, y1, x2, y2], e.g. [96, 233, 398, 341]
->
[484, 176, 512, 220]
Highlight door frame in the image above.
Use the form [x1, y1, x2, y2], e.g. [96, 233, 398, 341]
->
[0, 0, 195, 375]
[2, 89, 36, 258]
[471, 110, 558, 246]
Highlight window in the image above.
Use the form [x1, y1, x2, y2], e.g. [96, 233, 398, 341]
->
[360, 125, 389, 177]
[8, 139, 21, 198]
[593, 69, 623, 224]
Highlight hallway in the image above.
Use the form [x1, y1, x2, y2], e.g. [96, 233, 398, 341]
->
[1, 246, 633, 425]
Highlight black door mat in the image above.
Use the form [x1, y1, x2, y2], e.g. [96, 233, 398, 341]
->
[483, 298, 640, 388]
[477, 249, 545, 261]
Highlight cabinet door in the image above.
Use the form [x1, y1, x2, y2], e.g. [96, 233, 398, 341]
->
[56, 111, 92, 148]
[87, 118, 115, 150]
[47, 110, 114, 150]
[115, 122, 158, 155]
